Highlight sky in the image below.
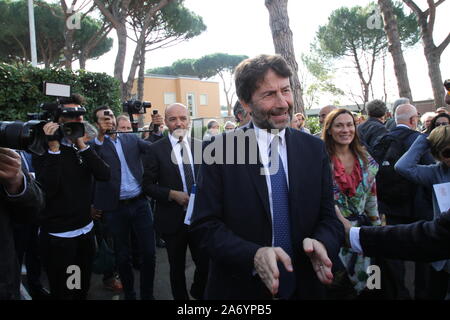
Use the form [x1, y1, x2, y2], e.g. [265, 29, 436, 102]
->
[83, 0, 450, 108]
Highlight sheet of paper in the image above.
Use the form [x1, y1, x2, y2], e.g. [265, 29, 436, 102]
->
[433, 182, 450, 213]
[184, 184, 196, 225]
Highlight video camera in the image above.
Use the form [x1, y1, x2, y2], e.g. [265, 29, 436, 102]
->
[444, 79, 450, 91]
[118, 99, 151, 133]
[0, 83, 86, 155]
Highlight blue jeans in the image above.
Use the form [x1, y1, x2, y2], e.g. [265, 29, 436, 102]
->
[103, 197, 156, 300]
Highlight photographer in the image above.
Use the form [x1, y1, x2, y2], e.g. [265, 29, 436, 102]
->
[145, 111, 165, 143]
[0, 148, 45, 300]
[32, 94, 110, 300]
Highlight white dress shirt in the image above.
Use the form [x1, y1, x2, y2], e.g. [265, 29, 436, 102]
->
[169, 134, 195, 194]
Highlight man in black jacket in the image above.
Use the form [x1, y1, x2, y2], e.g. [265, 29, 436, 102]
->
[0, 148, 45, 300]
[143, 103, 208, 300]
[357, 99, 388, 152]
[33, 94, 110, 300]
[338, 208, 450, 263]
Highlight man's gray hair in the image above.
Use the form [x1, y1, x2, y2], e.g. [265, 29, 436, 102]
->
[117, 114, 130, 123]
[392, 97, 410, 113]
[83, 121, 98, 140]
[395, 104, 417, 123]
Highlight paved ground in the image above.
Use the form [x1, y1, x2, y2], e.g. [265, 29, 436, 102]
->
[87, 247, 195, 300]
[21, 246, 195, 300]
[22, 248, 414, 300]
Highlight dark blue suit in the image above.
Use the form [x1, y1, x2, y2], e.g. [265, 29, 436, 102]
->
[190, 125, 344, 299]
[92, 134, 150, 211]
[92, 133, 156, 300]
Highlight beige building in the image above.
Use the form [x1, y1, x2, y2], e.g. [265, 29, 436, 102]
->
[131, 74, 221, 124]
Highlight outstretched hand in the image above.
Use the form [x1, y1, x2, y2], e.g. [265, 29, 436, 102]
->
[303, 238, 333, 285]
[254, 247, 293, 295]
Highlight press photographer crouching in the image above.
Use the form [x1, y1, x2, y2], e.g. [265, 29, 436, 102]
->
[32, 93, 110, 300]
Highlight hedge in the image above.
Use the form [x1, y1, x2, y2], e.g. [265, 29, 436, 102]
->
[0, 63, 121, 122]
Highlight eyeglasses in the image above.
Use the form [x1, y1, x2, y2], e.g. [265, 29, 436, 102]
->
[441, 148, 450, 159]
[435, 122, 449, 127]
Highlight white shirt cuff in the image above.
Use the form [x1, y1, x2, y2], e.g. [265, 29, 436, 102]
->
[349, 227, 363, 254]
[78, 145, 90, 152]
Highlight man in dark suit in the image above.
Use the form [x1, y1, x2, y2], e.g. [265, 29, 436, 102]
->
[374, 103, 435, 300]
[357, 99, 388, 152]
[92, 106, 155, 300]
[143, 103, 208, 300]
[190, 54, 344, 300]
[337, 208, 450, 262]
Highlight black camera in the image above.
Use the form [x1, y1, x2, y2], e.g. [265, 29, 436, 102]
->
[122, 100, 151, 115]
[0, 83, 86, 155]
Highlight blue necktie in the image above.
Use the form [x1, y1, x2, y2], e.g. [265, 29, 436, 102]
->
[269, 136, 296, 299]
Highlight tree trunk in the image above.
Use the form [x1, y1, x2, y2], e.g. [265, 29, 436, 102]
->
[378, 0, 413, 101]
[424, 48, 444, 108]
[115, 24, 128, 99]
[265, 0, 305, 115]
[137, 43, 146, 101]
[79, 51, 87, 70]
[60, 1, 74, 70]
[404, 0, 448, 107]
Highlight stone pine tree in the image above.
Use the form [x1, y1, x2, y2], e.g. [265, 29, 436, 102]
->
[265, 0, 305, 114]
[378, 0, 413, 102]
[403, 0, 450, 108]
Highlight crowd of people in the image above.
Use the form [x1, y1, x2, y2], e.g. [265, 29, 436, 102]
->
[1, 53, 450, 301]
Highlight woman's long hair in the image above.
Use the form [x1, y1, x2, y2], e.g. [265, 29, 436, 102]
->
[321, 108, 368, 167]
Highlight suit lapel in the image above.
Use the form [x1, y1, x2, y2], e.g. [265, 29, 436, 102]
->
[244, 125, 271, 222]
[285, 128, 307, 237]
[163, 137, 183, 184]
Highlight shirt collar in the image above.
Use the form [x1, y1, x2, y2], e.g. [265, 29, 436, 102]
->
[253, 122, 286, 146]
[169, 133, 188, 147]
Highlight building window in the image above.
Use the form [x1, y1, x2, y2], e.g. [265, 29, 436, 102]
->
[200, 94, 208, 105]
[164, 92, 176, 105]
[186, 93, 196, 117]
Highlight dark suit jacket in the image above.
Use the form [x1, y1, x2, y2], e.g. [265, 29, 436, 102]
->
[357, 117, 387, 151]
[360, 210, 450, 261]
[92, 134, 151, 211]
[142, 136, 201, 235]
[0, 173, 44, 299]
[190, 126, 344, 300]
[377, 126, 435, 220]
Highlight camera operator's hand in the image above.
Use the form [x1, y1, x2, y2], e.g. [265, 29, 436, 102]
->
[96, 118, 115, 142]
[43, 122, 60, 152]
[74, 137, 87, 150]
[168, 190, 190, 207]
[0, 148, 24, 194]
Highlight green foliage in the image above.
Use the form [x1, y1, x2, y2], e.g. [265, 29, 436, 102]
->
[0, 63, 121, 122]
[301, 52, 344, 108]
[147, 53, 248, 79]
[316, 2, 419, 59]
[172, 59, 197, 76]
[147, 66, 177, 75]
[193, 53, 248, 79]
[0, 0, 113, 66]
[305, 116, 321, 135]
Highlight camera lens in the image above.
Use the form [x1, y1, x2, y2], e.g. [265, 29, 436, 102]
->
[0, 121, 33, 150]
